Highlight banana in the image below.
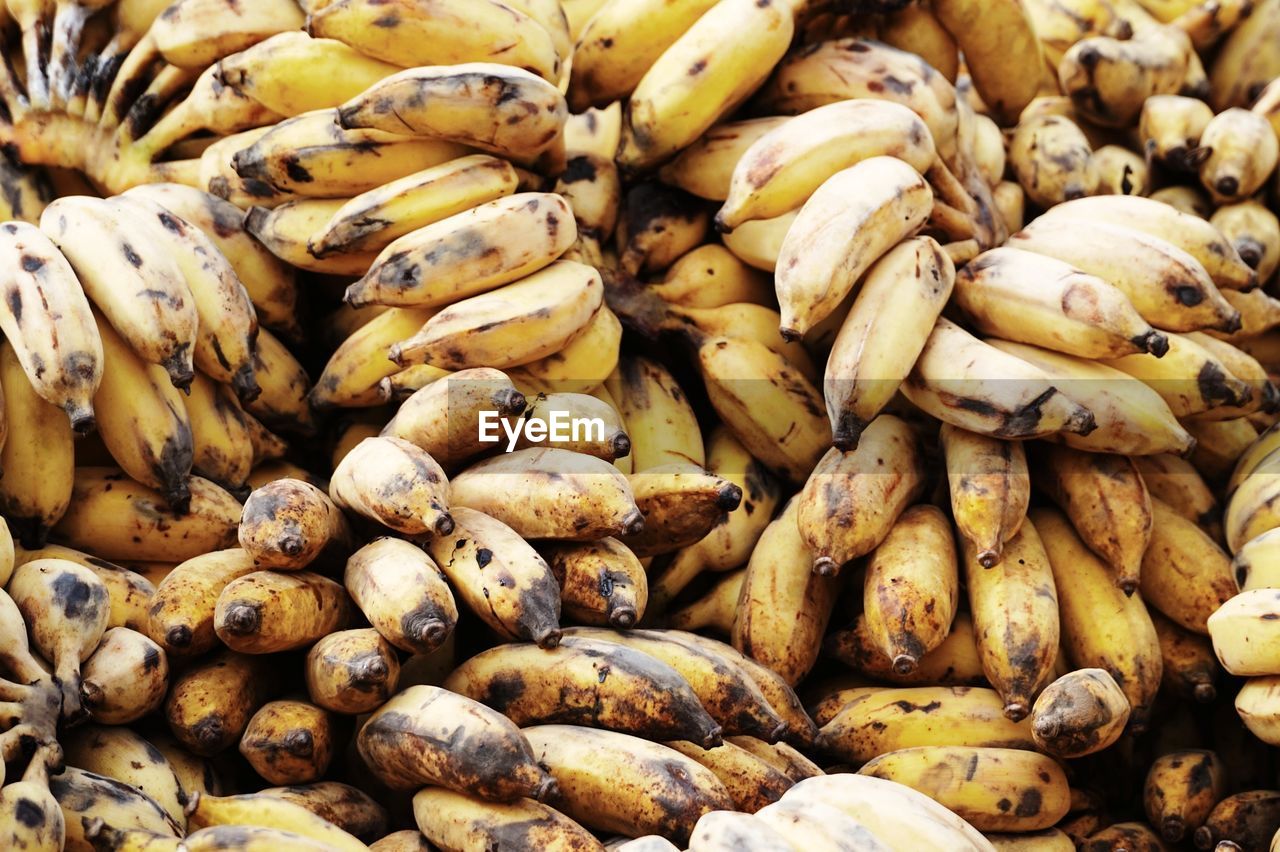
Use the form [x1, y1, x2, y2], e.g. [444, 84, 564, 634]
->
[40, 196, 197, 389]
[1134, 453, 1220, 536]
[698, 335, 829, 485]
[824, 236, 955, 449]
[1208, 0, 1280, 109]
[1212, 203, 1280, 290]
[931, 0, 1041, 120]
[620, 463, 740, 557]
[851, 503, 958, 676]
[556, 151, 621, 250]
[150, 0, 304, 67]
[1036, 195, 1256, 291]
[509, 392, 630, 461]
[1104, 331, 1253, 418]
[381, 367, 525, 468]
[147, 548, 257, 657]
[1091, 144, 1153, 196]
[1151, 609, 1219, 702]
[238, 478, 349, 570]
[1194, 790, 1280, 850]
[217, 31, 400, 117]
[1216, 290, 1280, 345]
[412, 787, 600, 852]
[0, 339, 73, 546]
[306, 0, 561, 84]
[311, 307, 437, 409]
[254, 782, 386, 842]
[942, 426, 1029, 567]
[0, 582, 55, 687]
[79, 627, 168, 724]
[825, 610, 987, 688]
[305, 628, 399, 716]
[232, 203, 373, 285]
[540, 538, 647, 627]
[726, 737, 821, 783]
[0, 221, 102, 432]
[1186, 331, 1277, 416]
[969, 113, 1006, 188]
[238, 700, 334, 785]
[0, 752, 64, 852]
[62, 725, 183, 826]
[92, 308, 194, 511]
[964, 518, 1060, 721]
[336, 65, 567, 166]
[1029, 668, 1130, 758]
[213, 569, 350, 654]
[797, 417, 925, 575]
[567, 0, 719, 110]
[358, 685, 554, 799]
[1139, 94, 1213, 171]
[370, 830, 431, 851]
[717, 100, 937, 231]
[606, 355, 705, 471]
[1058, 24, 1191, 127]
[719, 211, 795, 273]
[509, 304, 623, 395]
[1034, 443, 1153, 594]
[1190, 416, 1259, 483]
[448, 448, 642, 540]
[648, 427, 782, 611]
[774, 156, 931, 339]
[985, 340, 1194, 455]
[0, 156, 53, 224]
[616, 0, 794, 172]
[1008, 114, 1097, 207]
[1197, 108, 1279, 204]
[732, 498, 838, 685]
[1139, 498, 1235, 633]
[1149, 183, 1212, 216]
[185, 791, 365, 852]
[8, 557, 109, 721]
[52, 764, 181, 851]
[344, 536, 456, 654]
[668, 744, 792, 815]
[121, 183, 298, 339]
[523, 725, 732, 844]
[956, 247, 1166, 358]
[1207, 588, 1280, 674]
[753, 797, 889, 852]
[902, 318, 1097, 439]
[670, 569, 744, 633]
[615, 183, 708, 275]
[1237, 676, 1280, 747]
[1007, 218, 1240, 334]
[194, 126, 299, 207]
[444, 637, 722, 746]
[15, 545, 151, 633]
[1032, 507, 1162, 731]
[165, 649, 270, 756]
[113, 196, 259, 399]
[1141, 750, 1227, 846]
[685, 810, 796, 851]
[182, 373, 254, 492]
[309, 155, 518, 258]
[329, 436, 452, 535]
[1234, 525, 1280, 590]
[656, 117, 789, 202]
[52, 472, 229, 563]
[424, 506, 563, 647]
[859, 746, 1069, 832]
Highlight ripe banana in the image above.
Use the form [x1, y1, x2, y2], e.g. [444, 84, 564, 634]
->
[1143, 750, 1226, 843]
[1033, 443, 1153, 594]
[1139, 498, 1235, 633]
[1104, 331, 1253, 418]
[657, 117, 789, 202]
[148, 548, 257, 657]
[523, 725, 733, 844]
[150, 0, 304, 69]
[358, 685, 555, 800]
[62, 724, 184, 826]
[824, 236, 955, 449]
[509, 304, 623, 395]
[1008, 114, 1097, 208]
[797, 416, 926, 575]
[902, 318, 1097, 439]
[412, 787, 600, 852]
[964, 518, 1060, 721]
[423, 506, 563, 647]
[213, 569, 351, 654]
[0, 753, 64, 852]
[1151, 610, 1219, 703]
[380, 367, 525, 468]
[1139, 94, 1213, 171]
[183, 373, 254, 492]
[1134, 453, 1219, 534]
[540, 538, 647, 627]
[1193, 790, 1280, 850]
[1212, 201, 1280, 288]
[668, 743, 793, 815]
[616, 0, 794, 171]
[606, 355, 705, 471]
[1198, 107, 1279, 203]
[305, 628, 399, 716]
[942, 426, 1029, 567]
[185, 790, 365, 852]
[933, 0, 1042, 121]
[51, 765, 181, 851]
[1030, 668, 1130, 758]
[1207, 588, 1280, 674]
[336, 65, 567, 165]
[774, 156, 931, 340]
[670, 569, 744, 634]
[80, 627, 169, 724]
[752, 797, 888, 852]
[242, 199, 379, 277]
[254, 782, 387, 842]
[444, 637, 722, 746]
[306, 0, 562, 83]
[859, 746, 1070, 832]
[1058, 24, 1192, 127]
[238, 478, 349, 570]
[955, 247, 1166, 359]
[1208, 0, 1280, 109]
[164, 648, 271, 755]
[329, 436, 453, 536]
[344, 536, 456, 654]
[0, 221, 102, 432]
[239, 700, 334, 785]
[1032, 507, 1162, 731]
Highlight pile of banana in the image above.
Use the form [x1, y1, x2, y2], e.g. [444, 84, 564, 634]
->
[0, 0, 1279, 849]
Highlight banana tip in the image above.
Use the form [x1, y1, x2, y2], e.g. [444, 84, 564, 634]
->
[977, 549, 1001, 569]
[778, 326, 802, 343]
[1161, 817, 1186, 843]
[534, 775, 559, 802]
[1141, 331, 1170, 358]
[701, 727, 724, 749]
[67, 407, 95, 435]
[1118, 579, 1138, 597]
[165, 624, 193, 649]
[221, 602, 263, 635]
[813, 557, 838, 577]
[1003, 702, 1029, 722]
[433, 513, 455, 536]
[609, 608, 637, 628]
[891, 654, 918, 676]
[611, 433, 632, 460]
[712, 213, 734, 235]
[1193, 683, 1216, 703]
[832, 419, 867, 452]
[767, 721, 789, 744]
[279, 535, 305, 558]
[537, 629, 562, 650]
[621, 509, 645, 537]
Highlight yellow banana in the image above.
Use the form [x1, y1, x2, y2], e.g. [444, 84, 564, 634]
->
[80, 627, 169, 724]
[1008, 114, 1097, 207]
[1143, 750, 1227, 844]
[1140, 498, 1236, 633]
[304, 628, 399, 717]
[329, 435, 453, 536]
[150, 0, 304, 69]
[1139, 93, 1213, 171]
[1212, 201, 1280, 289]
[1208, 0, 1280, 110]
[186, 790, 365, 852]
[412, 787, 600, 852]
[657, 116, 789, 202]
[1104, 331, 1254, 418]
[942, 426, 1029, 567]
[1029, 668, 1130, 758]
[148, 548, 257, 657]
[238, 699, 335, 785]
[238, 477, 349, 570]
[1133, 453, 1220, 535]
[1152, 610, 1220, 702]
[541, 537, 647, 627]
[344, 536, 456, 655]
[213, 569, 350, 654]
[1058, 24, 1192, 127]
[62, 724, 184, 826]
[1198, 107, 1279, 204]
[183, 373, 254, 492]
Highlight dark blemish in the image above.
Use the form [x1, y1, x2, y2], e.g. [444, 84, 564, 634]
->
[50, 572, 101, 620]
[142, 645, 162, 673]
[476, 548, 493, 568]
[122, 243, 143, 268]
[1015, 788, 1042, 817]
[6, 288, 21, 324]
[13, 799, 43, 828]
[20, 255, 42, 273]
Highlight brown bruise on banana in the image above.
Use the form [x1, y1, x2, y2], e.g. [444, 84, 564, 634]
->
[1029, 669, 1129, 758]
[540, 539, 647, 627]
[665, 739, 793, 813]
[214, 570, 352, 654]
[240, 700, 335, 786]
[622, 467, 742, 558]
[50, 765, 182, 845]
[238, 478, 349, 569]
[444, 638, 722, 746]
[164, 650, 270, 756]
[618, 182, 709, 275]
[306, 629, 401, 715]
[358, 686, 555, 800]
